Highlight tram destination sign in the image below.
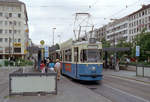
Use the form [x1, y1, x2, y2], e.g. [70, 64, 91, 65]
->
[88, 45, 98, 49]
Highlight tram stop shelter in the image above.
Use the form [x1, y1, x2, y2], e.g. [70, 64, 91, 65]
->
[103, 47, 130, 69]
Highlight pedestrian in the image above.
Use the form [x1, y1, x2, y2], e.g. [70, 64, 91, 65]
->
[54, 59, 61, 80]
[115, 58, 120, 71]
[48, 59, 55, 72]
[40, 60, 45, 73]
[45, 58, 49, 73]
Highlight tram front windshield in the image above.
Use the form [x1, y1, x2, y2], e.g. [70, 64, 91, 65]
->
[81, 49, 101, 62]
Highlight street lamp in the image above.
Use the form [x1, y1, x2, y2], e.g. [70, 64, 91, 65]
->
[52, 28, 56, 46]
[110, 18, 118, 70]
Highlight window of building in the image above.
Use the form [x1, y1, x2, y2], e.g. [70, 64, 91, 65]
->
[9, 13, 12, 17]
[14, 39, 17, 42]
[5, 30, 7, 34]
[9, 30, 12, 34]
[139, 13, 141, 17]
[18, 22, 21, 26]
[0, 29, 3, 34]
[18, 13, 21, 18]
[0, 12, 2, 16]
[14, 30, 17, 34]
[18, 30, 21, 34]
[5, 38, 7, 42]
[9, 21, 12, 25]
[145, 17, 148, 24]
[142, 11, 144, 16]
[14, 48, 21, 53]
[0, 38, 3, 42]
[5, 21, 7, 25]
[13, 21, 16, 25]
[0, 21, 3, 25]
[145, 10, 147, 15]
[18, 38, 21, 42]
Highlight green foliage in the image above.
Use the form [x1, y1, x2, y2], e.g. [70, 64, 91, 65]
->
[133, 31, 150, 61]
[101, 38, 110, 48]
[116, 40, 132, 58]
[4, 60, 9, 66]
[0, 64, 2, 67]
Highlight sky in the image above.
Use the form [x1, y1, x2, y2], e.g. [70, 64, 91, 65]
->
[20, 0, 150, 46]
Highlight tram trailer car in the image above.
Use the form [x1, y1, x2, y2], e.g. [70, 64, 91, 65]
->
[60, 38, 103, 81]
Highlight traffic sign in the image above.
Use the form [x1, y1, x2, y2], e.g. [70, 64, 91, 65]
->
[40, 40, 45, 45]
[136, 46, 140, 57]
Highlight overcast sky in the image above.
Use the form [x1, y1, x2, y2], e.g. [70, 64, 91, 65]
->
[20, 0, 150, 46]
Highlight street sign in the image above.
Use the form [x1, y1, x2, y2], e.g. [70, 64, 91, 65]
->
[136, 46, 140, 57]
[44, 46, 49, 58]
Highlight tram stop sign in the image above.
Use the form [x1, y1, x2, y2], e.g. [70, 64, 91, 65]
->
[40, 40, 45, 46]
[136, 46, 140, 57]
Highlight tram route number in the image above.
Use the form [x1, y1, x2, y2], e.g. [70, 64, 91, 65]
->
[65, 64, 71, 72]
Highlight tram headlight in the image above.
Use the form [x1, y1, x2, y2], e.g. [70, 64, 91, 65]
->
[91, 67, 96, 71]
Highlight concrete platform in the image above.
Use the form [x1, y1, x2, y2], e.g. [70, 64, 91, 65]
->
[0, 68, 112, 102]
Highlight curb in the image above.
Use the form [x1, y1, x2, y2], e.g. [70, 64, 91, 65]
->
[110, 74, 150, 85]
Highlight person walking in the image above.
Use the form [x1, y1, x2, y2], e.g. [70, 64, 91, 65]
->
[48, 59, 55, 72]
[54, 59, 61, 80]
[40, 60, 45, 73]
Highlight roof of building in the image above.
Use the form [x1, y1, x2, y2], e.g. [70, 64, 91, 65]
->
[128, 4, 150, 17]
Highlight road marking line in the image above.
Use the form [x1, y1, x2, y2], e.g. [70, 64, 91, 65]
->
[107, 74, 150, 85]
[104, 84, 150, 102]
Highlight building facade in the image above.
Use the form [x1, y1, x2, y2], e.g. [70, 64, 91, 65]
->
[106, 17, 129, 45]
[93, 25, 106, 41]
[128, 4, 150, 42]
[93, 4, 150, 45]
[0, 0, 29, 59]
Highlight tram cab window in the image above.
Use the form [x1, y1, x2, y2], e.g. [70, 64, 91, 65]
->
[80, 49, 101, 62]
[64, 49, 72, 62]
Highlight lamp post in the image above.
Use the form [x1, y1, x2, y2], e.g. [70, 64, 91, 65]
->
[110, 18, 118, 70]
[52, 28, 56, 46]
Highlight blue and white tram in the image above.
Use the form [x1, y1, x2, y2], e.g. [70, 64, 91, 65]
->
[60, 38, 103, 81]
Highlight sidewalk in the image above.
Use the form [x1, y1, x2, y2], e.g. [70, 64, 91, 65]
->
[103, 69, 150, 84]
[4, 76, 112, 102]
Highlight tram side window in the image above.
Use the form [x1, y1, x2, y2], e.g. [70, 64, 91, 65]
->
[64, 49, 72, 62]
[74, 47, 78, 62]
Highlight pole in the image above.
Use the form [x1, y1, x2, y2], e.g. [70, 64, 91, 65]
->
[52, 28, 56, 46]
[12, 21, 14, 58]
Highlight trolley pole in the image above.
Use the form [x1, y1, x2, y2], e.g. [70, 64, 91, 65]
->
[52, 28, 56, 46]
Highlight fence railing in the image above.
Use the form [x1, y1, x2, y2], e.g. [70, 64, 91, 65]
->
[136, 65, 150, 77]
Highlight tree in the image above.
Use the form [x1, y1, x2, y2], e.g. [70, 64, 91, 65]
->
[133, 31, 150, 61]
[116, 39, 132, 58]
[101, 38, 110, 48]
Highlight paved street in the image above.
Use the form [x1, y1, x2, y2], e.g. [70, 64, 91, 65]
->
[0, 68, 150, 102]
[77, 71, 150, 102]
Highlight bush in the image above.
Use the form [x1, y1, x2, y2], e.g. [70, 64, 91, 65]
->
[4, 60, 9, 66]
[0, 64, 2, 67]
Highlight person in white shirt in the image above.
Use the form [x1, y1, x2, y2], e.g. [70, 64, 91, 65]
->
[54, 59, 61, 80]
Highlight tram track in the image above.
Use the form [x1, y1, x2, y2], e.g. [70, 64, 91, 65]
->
[66, 75, 150, 102]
